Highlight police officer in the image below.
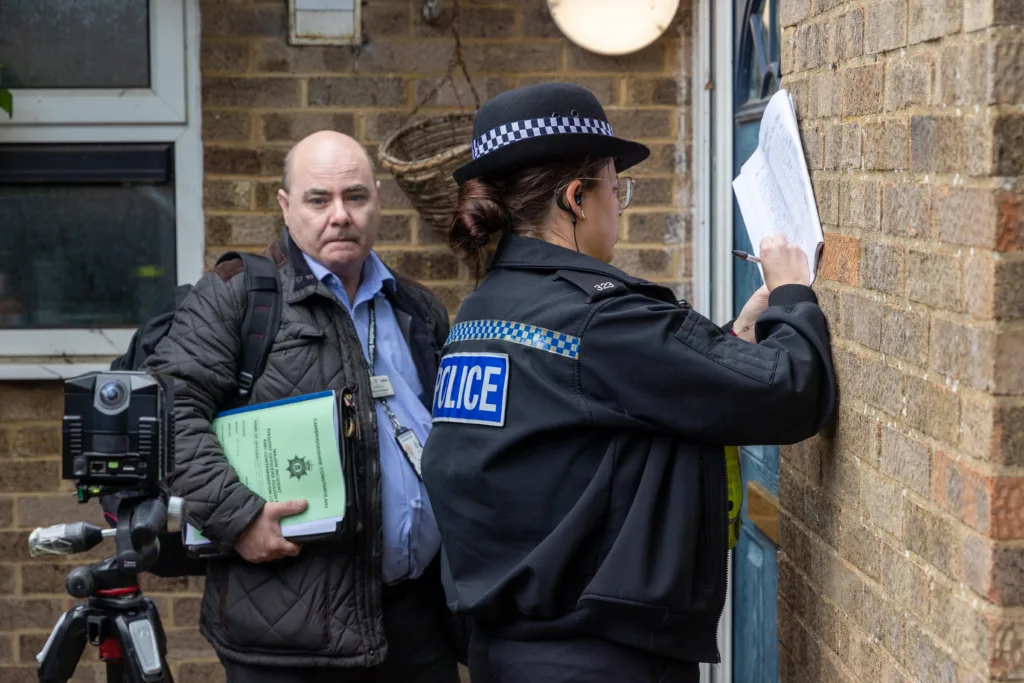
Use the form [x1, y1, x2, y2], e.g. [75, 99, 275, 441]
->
[420, 82, 837, 683]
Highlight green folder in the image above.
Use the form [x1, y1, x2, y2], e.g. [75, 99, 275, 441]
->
[184, 390, 346, 547]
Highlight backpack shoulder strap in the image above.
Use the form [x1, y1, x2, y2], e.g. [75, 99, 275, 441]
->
[221, 252, 281, 399]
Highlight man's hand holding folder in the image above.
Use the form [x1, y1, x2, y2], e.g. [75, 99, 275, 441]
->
[236, 498, 309, 563]
[183, 390, 351, 559]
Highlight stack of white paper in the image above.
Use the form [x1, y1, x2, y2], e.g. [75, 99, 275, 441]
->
[732, 89, 824, 283]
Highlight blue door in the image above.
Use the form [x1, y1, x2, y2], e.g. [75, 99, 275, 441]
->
[731, 0, 782, 681]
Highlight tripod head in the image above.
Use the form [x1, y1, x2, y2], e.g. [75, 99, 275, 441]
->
[30, 491, 183, 598]
[30, 490, 183, 683]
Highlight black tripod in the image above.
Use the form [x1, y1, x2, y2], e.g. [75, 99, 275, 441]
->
[34, 494, 175, 683]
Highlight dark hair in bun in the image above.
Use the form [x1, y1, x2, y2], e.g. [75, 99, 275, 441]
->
[448, 157, 610, 276]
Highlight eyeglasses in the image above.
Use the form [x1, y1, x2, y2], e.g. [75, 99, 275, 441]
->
[576, 176, 635, 211]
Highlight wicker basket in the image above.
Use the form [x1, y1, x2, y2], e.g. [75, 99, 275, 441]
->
[377, 112, 475, 234]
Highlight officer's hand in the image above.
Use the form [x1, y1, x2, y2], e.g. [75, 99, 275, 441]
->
[759, 233, 809, 290]
[733, 284, 769, 342]
[235, 499, 306, 563]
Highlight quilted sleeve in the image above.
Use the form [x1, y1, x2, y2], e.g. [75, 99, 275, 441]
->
[144, 270, 265, 547]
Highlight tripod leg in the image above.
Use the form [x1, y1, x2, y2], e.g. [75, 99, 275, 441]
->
[37, 604, 90, 683]
[142, 598, 173, 676]
[113, 607, 174, 683]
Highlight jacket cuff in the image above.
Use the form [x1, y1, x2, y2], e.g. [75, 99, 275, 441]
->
[768, 284, 818, 309]
[216, 495, 266, 549]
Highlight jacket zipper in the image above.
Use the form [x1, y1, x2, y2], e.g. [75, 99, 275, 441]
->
[714, 451, 729, 664]
[341, 387, 364, 536]
[330, 292, 383, 663]
[698, 451, 729, 664]
[348, 365, 382, 662]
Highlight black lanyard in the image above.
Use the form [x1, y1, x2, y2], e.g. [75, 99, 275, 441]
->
[362, 298, 424, 479]
[365, 300, 401, 431]
[367, 299, 378, 372]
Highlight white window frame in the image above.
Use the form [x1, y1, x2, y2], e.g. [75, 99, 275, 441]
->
[0, 0, 204, 379]
[1, 0, 186, 126]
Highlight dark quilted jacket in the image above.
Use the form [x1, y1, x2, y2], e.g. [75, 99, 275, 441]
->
[144, 229, 450, 668]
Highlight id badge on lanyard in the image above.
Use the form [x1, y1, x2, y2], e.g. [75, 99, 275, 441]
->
[395, 427, 423, 478]
[370, 375, 395, 399]
[367, 300, 423, 480]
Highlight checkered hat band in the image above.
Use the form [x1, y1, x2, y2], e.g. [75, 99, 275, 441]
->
[471, 117, 615, 160]
[446, 319, 581, 360]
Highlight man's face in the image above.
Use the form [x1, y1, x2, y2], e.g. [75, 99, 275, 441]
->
[277, 136, 381, 276]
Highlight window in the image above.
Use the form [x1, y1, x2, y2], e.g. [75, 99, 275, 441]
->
[0, 0, 185, 124]
[0, 0, 202, 378]
[0, 145, 178, 328]
[734, 0, 781, 123]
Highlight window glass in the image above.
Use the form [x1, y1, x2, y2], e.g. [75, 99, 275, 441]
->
[740, 0, 780, 105]
[0, 172, 177, 330]
[0, 0, 150, 89]
[760, 0, 779, 98]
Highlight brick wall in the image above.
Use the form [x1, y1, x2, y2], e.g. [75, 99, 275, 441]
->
[200, 0, 693, 307]
[0, 1, 692, 680]
[778, 0, 1023, 681]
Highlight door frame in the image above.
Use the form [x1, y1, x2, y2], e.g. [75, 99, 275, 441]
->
[693, 0, 735, 328]
[693, 0, 735, 680]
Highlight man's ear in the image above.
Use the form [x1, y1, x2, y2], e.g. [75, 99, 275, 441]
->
[276, 188, 290, 214]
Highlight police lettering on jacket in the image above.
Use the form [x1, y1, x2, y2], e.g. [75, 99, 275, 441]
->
[419, 235, 837, 666]
[432, 352, 509, 426]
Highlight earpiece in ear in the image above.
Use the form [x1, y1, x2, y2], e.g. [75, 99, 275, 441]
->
[575, 188, 583, 206]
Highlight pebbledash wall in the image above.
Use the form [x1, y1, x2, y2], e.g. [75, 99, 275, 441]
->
[777, 0, 1024, 681]
[0, 1, 693, 681]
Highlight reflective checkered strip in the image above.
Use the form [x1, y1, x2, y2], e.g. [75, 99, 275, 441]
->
[471, 117, 615, 160]
[446, 319, 581, 360]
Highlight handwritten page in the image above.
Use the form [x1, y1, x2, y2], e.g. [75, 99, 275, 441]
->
[732, 89, 824, 283]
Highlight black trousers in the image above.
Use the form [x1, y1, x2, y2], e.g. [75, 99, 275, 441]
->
[468, 631, 701, 683]
[219, 567, 460, 683]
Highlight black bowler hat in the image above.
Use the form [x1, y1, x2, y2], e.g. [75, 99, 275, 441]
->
[452, 82, 650, 185]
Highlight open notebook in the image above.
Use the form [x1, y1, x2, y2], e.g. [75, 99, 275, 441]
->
[184, 390, 346, 547]
[732, 88, 824, 283]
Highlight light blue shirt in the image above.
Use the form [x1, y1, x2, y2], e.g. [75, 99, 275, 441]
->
[303, 251, 441, 584]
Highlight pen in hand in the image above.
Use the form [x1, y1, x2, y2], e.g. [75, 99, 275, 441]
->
[732, 250, 762, 264]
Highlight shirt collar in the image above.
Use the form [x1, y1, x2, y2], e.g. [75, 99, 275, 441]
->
[301, 250, 395, 308]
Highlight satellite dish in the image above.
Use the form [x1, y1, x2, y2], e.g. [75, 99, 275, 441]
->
[547, 0, 680, 56]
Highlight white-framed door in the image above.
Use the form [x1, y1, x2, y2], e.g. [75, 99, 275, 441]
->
[693, 0, 735, 680]
[695, 0, 787, 679]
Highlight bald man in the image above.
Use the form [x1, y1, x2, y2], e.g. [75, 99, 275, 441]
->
[145, 131, 461, 683]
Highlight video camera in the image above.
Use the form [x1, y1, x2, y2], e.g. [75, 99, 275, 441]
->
[62, 371, 171, 493]
[29, 370, 182, 683]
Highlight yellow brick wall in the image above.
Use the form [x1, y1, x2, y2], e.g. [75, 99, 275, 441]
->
[199, 0, 693, 305]
[0, 1, 691, 680]
[778, 0, 1024, 680]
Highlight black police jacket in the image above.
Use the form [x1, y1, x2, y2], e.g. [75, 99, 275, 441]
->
[420, 235, 837, 664]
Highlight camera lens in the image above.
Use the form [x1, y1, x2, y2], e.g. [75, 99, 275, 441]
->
[99, 381, 125, 407]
